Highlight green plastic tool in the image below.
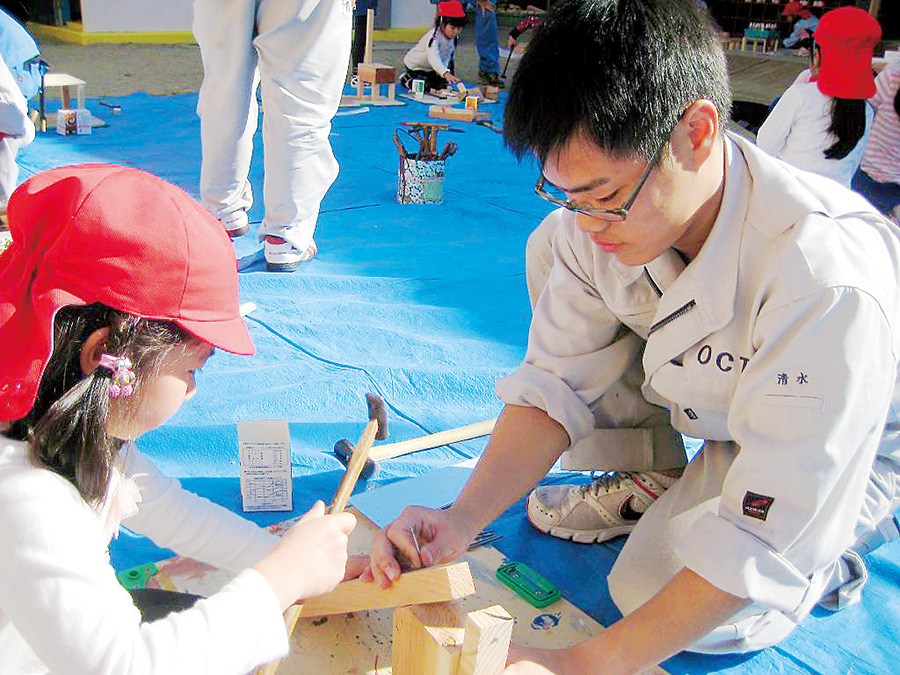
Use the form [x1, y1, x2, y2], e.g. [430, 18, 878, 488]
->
[496, 561, 561, 608]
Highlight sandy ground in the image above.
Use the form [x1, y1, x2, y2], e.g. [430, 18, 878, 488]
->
[34, 32, 807, 107]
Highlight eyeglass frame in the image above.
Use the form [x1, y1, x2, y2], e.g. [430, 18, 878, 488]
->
[533, 136, 668, 223]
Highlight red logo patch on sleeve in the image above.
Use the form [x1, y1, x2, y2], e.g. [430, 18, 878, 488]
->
[742, 491, 774, 521]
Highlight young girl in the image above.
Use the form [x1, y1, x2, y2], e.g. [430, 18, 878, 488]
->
[0, 164, 358, 674]
[757, 6, 880, 188]
[400, 1, 467, 94]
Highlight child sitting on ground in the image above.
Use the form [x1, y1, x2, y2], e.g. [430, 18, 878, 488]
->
[400, 1, 467, 94]
[0, 164, 358, 674]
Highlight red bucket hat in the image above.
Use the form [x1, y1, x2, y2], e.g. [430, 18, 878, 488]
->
[437, 1, 466, 19]
[782, 2, 802, 16]
[0, 164, 255, 422]
[814, 6, 881, 100]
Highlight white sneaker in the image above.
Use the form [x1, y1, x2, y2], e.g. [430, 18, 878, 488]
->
[527, 471, 678, 544]
[220, 210, 249, 238]
[264, 236, 317, 272]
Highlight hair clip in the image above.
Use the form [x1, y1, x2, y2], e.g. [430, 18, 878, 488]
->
[97, 354, 136, 398]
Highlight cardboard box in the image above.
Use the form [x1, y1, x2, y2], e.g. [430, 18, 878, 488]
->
[56, 108, 92, 135]
[238, 419, 293, 512]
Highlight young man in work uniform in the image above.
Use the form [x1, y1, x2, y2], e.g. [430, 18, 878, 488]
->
[366, 0, 900, 671]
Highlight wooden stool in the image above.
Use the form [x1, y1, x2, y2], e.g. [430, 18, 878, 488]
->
[42, 73, 86, 110]
[740, 35, 777, 54]
[356, 63, 396, 103]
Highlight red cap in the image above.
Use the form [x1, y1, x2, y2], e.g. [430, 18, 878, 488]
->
[814, 6, 881, 99]
[0, 164, 255, 422]
[437, 1, 466, 19]
[782, 2, 803, 16]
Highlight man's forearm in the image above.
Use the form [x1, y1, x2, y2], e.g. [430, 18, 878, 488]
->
[452, 404, 569, 531]
[571, 568, 750, 674]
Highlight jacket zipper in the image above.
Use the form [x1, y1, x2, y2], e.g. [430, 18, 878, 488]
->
[644, 267, 697, 335]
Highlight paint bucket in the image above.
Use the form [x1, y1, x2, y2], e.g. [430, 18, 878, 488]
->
[397, 156, 445, 204]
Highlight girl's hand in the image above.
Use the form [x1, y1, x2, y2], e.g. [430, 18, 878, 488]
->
[253, 501, 357, 610]
[445, 73, 462, 85]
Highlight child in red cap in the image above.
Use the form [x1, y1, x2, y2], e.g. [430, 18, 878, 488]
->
[781, 1, 818, 51]
[758, 6, 881, 188]
[0, 165, 358, 674]
[400, 1, 468, 94]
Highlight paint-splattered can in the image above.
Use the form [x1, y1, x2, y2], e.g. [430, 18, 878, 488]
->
[398, 157, 445, 204]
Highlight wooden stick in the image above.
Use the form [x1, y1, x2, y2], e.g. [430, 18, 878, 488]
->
[255, 420, 378, 675]
[301, 561, 475, 617]
[364, 8, 375, 64]
[369, 419, 496, 463]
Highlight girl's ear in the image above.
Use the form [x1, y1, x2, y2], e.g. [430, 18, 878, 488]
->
[79, 327, 112, 377]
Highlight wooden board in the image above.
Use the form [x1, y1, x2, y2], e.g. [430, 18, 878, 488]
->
[141, 510, 667, 674]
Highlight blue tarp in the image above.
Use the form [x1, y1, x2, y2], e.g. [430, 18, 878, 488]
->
[16, 91, 899, 675]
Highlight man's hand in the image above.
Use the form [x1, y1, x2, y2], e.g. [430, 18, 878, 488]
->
[362, 504, 479, 587]
[477, 0, 496, 12]
[502, 646, 575, 674]
[444, 72, 462, 85]
[507, 35, 518, 50]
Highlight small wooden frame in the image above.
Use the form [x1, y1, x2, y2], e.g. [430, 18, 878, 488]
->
[299, 561, 476, 617]
[356, 63, 397, 104]
[43, 73, 86, 110]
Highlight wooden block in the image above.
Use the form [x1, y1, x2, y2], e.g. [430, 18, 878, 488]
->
[392, 603, 466, 675]
[428, 105, 490, 123]
[297, 561, 475, 617]
[358, 63, 396, 84]
[458, 605, 514, 675]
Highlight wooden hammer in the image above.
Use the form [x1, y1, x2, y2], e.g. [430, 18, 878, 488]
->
[333, 418, 497, 480]
[255, 395, 385, 675]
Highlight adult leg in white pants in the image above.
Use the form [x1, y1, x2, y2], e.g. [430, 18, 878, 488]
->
[193, 0, 259, 238]
[193, 0, 351, 270]
[255, 0, 351, 271]
[609, 443, 900, 653]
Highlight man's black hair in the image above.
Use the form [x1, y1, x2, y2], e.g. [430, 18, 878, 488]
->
[504, 0, 732, 164]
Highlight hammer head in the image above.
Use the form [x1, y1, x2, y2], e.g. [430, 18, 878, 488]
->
[333, 438, 378, 480]
[366, 393, 389, 440]
[331, 393, 388, 479]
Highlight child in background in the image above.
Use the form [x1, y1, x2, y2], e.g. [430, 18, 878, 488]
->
[782, 1, 818, 51]
[506, 12, 542, 51]
[0, 8, 39, 229]
[0, 164, 358, 675]
[757, 6, 880, 188]
[400, 1, 467, 94]
[852, 60, 900, 224]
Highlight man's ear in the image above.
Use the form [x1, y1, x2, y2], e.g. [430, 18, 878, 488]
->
[79, 327, 111, 377]
[672, 99, 719, 170]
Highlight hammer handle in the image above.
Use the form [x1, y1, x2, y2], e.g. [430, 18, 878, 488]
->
[368, 419, 496, 463]
[257, 421, 377, 675]
[331, 418, 378, 513]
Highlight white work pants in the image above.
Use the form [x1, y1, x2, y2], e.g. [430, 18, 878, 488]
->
[193, 0, 351, 252]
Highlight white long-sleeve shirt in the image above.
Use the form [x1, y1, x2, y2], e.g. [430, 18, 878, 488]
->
[498, 134, 900, 622]
[757, 81, 873, 188]
[403, 27, 455, 76]
[0, 438, 287, 675]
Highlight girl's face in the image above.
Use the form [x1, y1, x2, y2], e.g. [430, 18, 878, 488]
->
[106, 339, 214, 440]
[442, 23, 463, 39]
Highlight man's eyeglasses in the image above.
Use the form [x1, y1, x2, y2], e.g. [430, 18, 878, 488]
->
[534, 138, 667, 222]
